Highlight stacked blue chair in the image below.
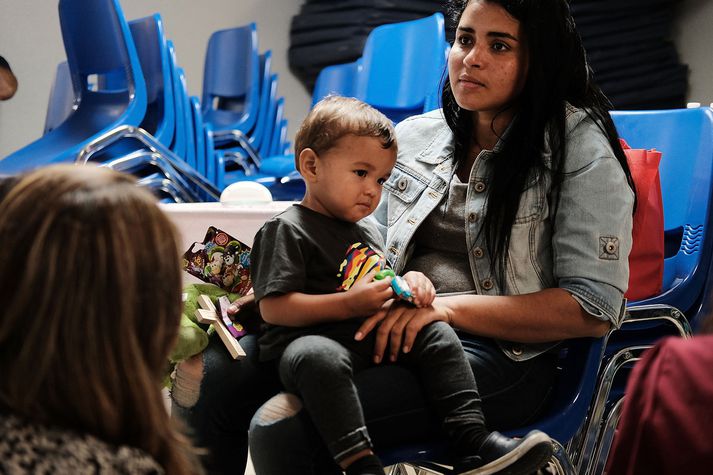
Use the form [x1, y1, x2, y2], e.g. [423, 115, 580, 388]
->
[73, 16, 218, 202]
[0, 0, 147, 174]
[202, 24, 260, 135]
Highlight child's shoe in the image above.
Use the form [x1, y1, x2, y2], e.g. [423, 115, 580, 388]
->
[455, 430, 553, 475]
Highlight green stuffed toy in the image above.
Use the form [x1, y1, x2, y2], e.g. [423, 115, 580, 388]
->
[164, 284, 243, 387]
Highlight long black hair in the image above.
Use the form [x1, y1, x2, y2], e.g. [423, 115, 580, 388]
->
[442, 0, 635, 282]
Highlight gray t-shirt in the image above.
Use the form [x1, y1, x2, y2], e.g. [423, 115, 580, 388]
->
[251, 204, 385, 361]
[404, 174, 476, 294]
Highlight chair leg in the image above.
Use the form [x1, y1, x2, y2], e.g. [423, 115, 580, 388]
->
[590, 397, 625, 475]
[573, 346, 648, 474]
[545, 439, 577, 475]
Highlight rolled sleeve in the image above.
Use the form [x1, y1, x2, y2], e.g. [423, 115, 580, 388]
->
[553, 114, 634, 326]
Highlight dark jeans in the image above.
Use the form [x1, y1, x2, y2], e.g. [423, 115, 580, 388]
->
[172, 332, 556, 474]
[278, 322, 486, 464]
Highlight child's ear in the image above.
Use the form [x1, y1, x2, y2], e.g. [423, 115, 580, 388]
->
[298, 148, 319, 182]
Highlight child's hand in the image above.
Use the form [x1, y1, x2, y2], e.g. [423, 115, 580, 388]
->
[227, 292, 256, 316]
[345, 269, 394, 317]
[402, 271, 435, 307]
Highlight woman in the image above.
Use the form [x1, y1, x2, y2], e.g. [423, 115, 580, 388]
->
[0, 165, 202, 474]
[248, 0, 635, 472]
[174, 0, 635, 473]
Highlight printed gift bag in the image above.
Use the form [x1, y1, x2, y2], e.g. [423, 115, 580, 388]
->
[182, 226, 252, 296]
[621, 139, 664, 301]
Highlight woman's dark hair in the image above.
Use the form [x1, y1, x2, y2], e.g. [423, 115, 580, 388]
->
[442, 0, 635, 282]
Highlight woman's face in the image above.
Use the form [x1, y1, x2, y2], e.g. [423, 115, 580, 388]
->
[448, 0, 528, 115]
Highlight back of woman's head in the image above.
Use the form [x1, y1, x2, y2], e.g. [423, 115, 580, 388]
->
[0, 165, 200, 474]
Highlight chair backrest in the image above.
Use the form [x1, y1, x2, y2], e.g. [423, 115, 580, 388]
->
[258, 74, 280, 158]
[204, 123, 216, 186]
[190, 96, 206, 177]
[43, 61, 75, 134]
[167, 41, 186, 159]
[359, 13, 447, 123]
[128, 14, 174, 146]
[312, 60, 362, 106]
[177, 68, 196, 169]
[612, 108, 713, 310]
[0, 0, 147, 174]
[201, 23, 260, 133]
[249, 51, 274, 151]
[268, 98, 285, 157]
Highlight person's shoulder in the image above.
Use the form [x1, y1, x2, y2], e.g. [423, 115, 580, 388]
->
[396, 108, 447, 130]
[0, 413, 163, 474]
[560, 103, 617, 171]
[394, 109, 453, 165]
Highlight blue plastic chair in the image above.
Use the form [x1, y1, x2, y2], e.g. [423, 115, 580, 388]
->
[613, 108, 713, 312]
[0, 0, 147, 174]
[211, 53, 277, 176]
[43, 61, 75, 134]
[359, 13, 447, 123]
[202, 23, 260, 134]
[380, 337, 605, 474]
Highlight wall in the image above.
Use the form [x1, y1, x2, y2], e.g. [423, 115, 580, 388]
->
[1, 1, 712, 159]
[674, 0, 713, 105]
[0, 0, 312, 158]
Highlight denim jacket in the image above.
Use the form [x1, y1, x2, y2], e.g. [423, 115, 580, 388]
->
[371, 107, 634, 361]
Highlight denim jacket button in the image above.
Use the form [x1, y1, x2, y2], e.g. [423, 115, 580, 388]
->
[468, 212, 477, 223]
[512, 346, 524, 356]
[481, 278, 493, 290]
[474, 181, 486, 193]
[389, 246, 399, 255]
[473, 247, 484, 258]
[397, 178, 408, 191]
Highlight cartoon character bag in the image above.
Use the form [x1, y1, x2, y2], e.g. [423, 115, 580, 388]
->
[182, 226, 252, 296]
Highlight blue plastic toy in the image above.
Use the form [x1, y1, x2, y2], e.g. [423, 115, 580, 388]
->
[375, 269, 413, 303]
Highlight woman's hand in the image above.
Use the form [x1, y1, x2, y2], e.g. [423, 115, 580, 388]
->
[401, 271, 436, 307]
[355, 298, 452, 364]
[345, 269, 395, 317]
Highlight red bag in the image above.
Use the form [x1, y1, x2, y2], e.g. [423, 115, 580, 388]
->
[622, 139, 664, 301]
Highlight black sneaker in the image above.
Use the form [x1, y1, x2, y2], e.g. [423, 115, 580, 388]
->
[455, 430, 553, 475]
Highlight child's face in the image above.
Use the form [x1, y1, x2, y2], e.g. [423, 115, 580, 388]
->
[305, 134, 396, 223]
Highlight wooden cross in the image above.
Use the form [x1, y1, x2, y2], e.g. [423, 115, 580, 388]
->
[195, 295, 246, 359]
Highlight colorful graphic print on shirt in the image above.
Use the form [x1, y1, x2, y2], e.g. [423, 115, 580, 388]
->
[336, 242, 387, 291]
